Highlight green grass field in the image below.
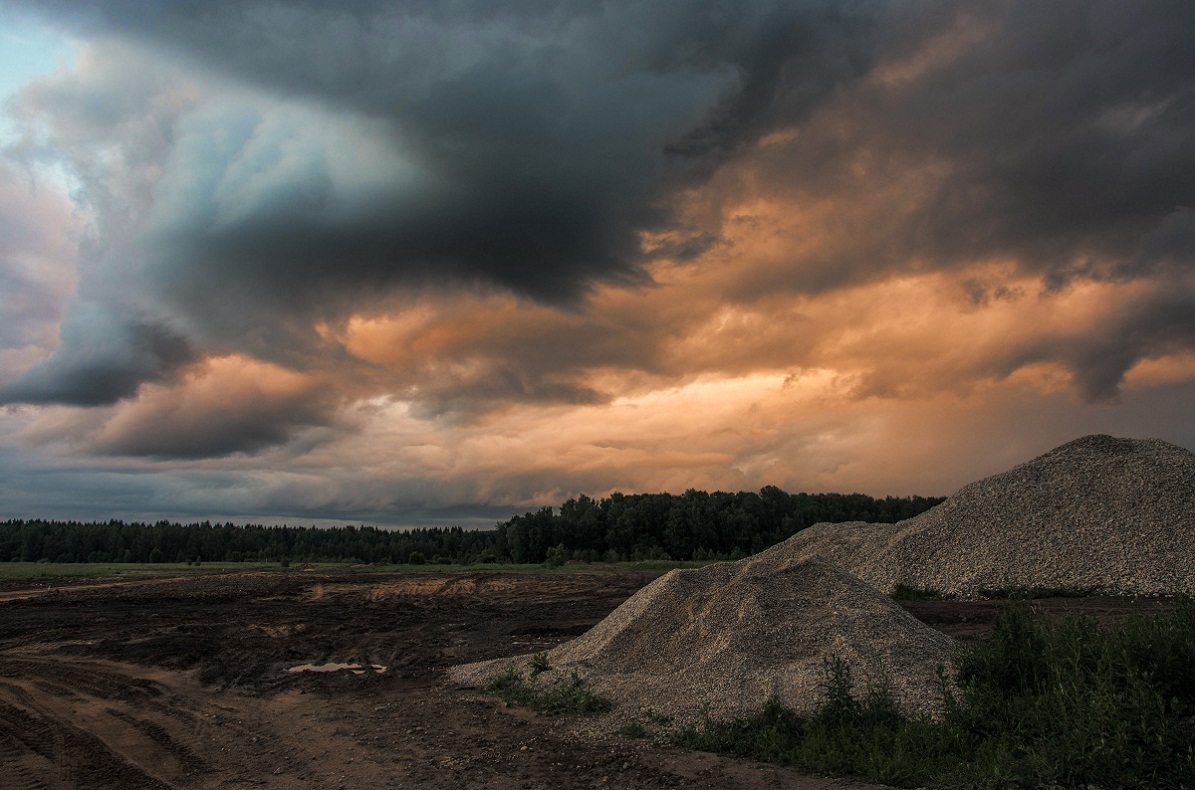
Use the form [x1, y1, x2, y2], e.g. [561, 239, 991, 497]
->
[0, 561, 287, 581]
[0, 558, 718, 581]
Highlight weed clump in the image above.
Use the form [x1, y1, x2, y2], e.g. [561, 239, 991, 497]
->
[676, 600, 1195, 788]
[484, 655, 611, 716]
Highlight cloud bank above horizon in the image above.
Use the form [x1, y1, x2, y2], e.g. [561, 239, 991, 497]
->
[2, 0, 1195, 526]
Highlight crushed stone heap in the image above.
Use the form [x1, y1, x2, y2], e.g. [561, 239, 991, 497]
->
[451, 557, 955, 724]
[766, 434, 1195, 596]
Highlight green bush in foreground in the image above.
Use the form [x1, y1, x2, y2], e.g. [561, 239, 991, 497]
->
[677, 601, 1195, 789]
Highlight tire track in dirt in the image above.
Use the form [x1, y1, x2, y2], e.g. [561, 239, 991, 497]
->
[12, 569, 1132, 788]
[0, 728, 56, 790]
[0, 692, 171, 789]
[0, 658, 206, 789]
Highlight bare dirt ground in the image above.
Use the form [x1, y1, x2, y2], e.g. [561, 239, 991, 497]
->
[0, 570, 1173, 789]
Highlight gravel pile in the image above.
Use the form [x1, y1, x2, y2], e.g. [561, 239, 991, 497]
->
[450, 557, 955, 724]
[765, 434, 1195, 596]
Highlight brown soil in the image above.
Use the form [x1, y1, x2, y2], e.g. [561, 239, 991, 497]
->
[0, 570, 1172, 789]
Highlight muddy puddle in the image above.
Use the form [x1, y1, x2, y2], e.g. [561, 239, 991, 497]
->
[286, 661, 388, 675]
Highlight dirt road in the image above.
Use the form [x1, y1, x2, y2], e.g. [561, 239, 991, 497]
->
[0, 569, 1168, 789]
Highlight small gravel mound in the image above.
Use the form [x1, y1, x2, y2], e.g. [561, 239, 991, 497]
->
[766, 434, 1195, 596]
[451, 558, 955, 724]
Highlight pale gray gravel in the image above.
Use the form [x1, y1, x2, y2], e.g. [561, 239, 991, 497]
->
[452, 434, 1192, 729]
[450, 558, 955, 726]
[767, 434, 1195, 597]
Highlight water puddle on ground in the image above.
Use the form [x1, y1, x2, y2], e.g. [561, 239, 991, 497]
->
[286, 662, 387, 675]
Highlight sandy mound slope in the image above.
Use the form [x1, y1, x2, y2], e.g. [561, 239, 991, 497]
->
[764, 434, 1195, 596]
[451, 558, 954, 724]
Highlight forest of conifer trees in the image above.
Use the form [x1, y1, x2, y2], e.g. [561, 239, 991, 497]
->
[1, 487, 943, 565]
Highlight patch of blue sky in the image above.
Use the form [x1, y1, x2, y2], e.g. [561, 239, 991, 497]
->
[0, 12, 75, 93]
[1, 13, 81, 200]
[1, 13, 76, 136]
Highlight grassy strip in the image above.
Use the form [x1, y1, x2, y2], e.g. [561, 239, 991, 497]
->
[0, 561, 295, 580]
[325, 559, 721, 575]
[677, 601, 1195, 789]
[0, 558, 721, 580]
[484, 654, 612, 716]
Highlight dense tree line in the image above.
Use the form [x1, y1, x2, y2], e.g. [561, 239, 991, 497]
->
[1, 487, 943, 565]
[0, 520, 489, 566]
[496, 487, 944, 563]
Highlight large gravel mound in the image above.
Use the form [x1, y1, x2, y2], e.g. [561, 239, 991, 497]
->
[451, 557, 955, 724]
[764, 434, 1195, 596]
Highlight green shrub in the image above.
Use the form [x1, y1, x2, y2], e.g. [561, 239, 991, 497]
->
[676, 600, 1195, 788]
[544, 544, 567, 567]
[484, 666, 611, 716]
[618, 720, 649, 739]
[529, 652, 551, 678]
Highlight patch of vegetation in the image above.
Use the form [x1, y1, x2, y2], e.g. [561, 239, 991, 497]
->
[543, 543, 568, 567]
[676, 601, 1195, 788]
[676, 660, 955, 787]
[889, 583, 950, 601]
[0, 561, 284, 581]
[528, 652, 551, 678]
[621, 559, 722, 571]
[618, 720, 649, 739]
[615, 707, 675, 742]
[484, 658, 612, 716]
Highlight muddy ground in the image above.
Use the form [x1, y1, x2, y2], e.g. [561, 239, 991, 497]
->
[0, 570, 1175, 789]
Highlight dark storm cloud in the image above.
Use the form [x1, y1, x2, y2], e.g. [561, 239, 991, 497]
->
[900, 0, 1195, 399]
[92, 386, 334, 459]
[735, 0, 1195, 292]
[2, 0, 894, 408]
[695, 0, 1195, 402]
[5, 0, 1195, 417]
[1045, 277, 1195, 403]
[666, 1, 883, 162]
[11, 0, 878, 310]
[912, 1, 1195, 278]
[0, 311, 196, 405]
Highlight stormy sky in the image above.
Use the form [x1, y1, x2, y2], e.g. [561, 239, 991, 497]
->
[2, 0, 1194, 527]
